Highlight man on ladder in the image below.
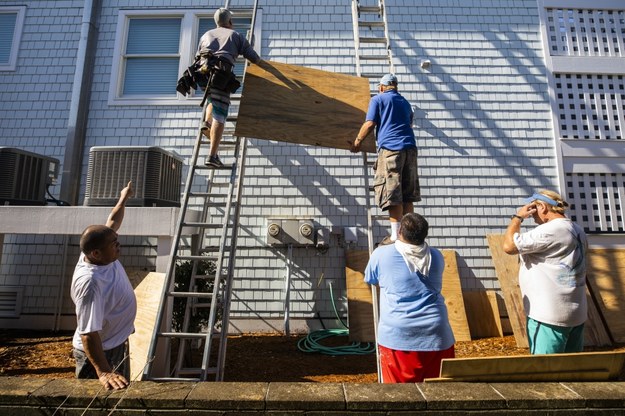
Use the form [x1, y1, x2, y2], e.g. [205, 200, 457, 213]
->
[198, 7, 262, 167]
[349, 74, 421, 245]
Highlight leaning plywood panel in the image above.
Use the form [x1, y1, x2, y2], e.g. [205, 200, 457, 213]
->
[346, 250, 375, 343]
[129, 272, 166, 380]
[586, 249, 625, 343]
[463, 291, 503, 339]
[236, 60, 376, 153]
[487, 234, 528, 348]
[441, 250, 471, 342]
[430, 350, 625, 382]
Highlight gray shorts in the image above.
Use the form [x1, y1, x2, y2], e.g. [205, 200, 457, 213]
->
[373, 147, 421, 211]
[73, 340, 130, 380]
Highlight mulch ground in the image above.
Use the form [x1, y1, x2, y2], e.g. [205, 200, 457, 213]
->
[0, 329, 531, 382]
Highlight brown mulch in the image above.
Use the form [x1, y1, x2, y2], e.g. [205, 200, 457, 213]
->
[0, 329, 529, 383]
[2, 329, 623, 382]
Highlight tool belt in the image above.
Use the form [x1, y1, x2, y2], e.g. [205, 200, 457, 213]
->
[176, 50, 240, 97]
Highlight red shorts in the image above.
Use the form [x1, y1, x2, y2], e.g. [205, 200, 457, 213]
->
[379, 344, 455, 383]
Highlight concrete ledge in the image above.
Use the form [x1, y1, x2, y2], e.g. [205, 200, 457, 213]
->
[3, 377, 625, 415]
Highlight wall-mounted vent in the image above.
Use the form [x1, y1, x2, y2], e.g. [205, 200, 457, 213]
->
[0, 147, 59, 205]
[0, 286, 24, 318]
[84, 146, 183, 207]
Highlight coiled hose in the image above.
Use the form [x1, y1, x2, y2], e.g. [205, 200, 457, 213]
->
[296, 282, 376, 356]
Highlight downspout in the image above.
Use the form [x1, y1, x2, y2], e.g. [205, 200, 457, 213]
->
[54, 0, 101, 331]
[59, 0, 101, 205]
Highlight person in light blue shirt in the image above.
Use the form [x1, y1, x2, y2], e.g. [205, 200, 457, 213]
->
[350, 74, 420, 245]
[364, 213, 455, 382]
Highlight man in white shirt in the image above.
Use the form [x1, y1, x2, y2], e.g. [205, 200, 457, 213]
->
[503, 189, 587, 354]
[71, 182, 136, 390]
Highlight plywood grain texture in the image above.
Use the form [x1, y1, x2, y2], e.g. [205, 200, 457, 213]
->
[345, 249, 375, 343]
[487, 234, 529, 348]
[463, 291, 503, 339]
[441, 250, 471, 342]
[129, 272, 166, 380]
[235, 60, 376, 153]
[432, 350, 625, 382]
[586, 249, 625, 343]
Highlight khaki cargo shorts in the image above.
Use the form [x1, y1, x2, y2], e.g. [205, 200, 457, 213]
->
[373, 147, 421, 211]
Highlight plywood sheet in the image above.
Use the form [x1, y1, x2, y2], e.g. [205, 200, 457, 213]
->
[430, 350, 625, 382]
[587, 249, 625, 343]
[487, 234, 611, 348]
[463, 291, 503, 339]
[441, 250, 471, 342]
[487, 234, 528, 348]
[346, 250, 375, 343]
[235, 60, 376, 153]
[129, 272, 166, 381]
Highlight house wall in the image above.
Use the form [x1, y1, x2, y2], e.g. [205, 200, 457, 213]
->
[0, 0, 557, 331]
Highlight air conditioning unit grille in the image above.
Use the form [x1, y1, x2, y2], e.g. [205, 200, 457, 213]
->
[84, 146, 182, 207]
[0, 148, 59, 205]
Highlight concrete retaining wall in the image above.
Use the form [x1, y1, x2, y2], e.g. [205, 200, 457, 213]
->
[2, 377, 625, 415]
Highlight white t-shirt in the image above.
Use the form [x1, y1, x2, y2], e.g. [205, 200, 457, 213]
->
[71, 253, 137, 351]
[513, 218, 588, 327]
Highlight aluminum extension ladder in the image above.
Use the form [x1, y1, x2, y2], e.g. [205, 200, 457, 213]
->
[350, 0, 395, 382]
[144, 0, 260, 382]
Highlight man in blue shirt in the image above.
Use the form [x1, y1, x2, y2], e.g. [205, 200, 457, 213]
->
[350, 74, 420, 245]
[364, 213, 455, 382]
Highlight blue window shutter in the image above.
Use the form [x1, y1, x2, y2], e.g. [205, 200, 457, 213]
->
[0, 13, 17, 64]
[123, 58, 179, 95]
[127, 18, 180, 54]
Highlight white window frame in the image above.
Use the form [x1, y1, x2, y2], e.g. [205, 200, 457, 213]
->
[0, 6, 26, 71]
[109, 9, 262, 106]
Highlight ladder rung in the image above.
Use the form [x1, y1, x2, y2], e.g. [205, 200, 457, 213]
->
[200, 246, 231, 253]
[360, 37, 387, 44]
[359, 21, 384, 27]
[359, 6, 381, 13]
[168, 291, 215, 298]
[159, 332, 209, 339]
[189, 302, 213, 308]
[361, 73, 383, 79]
[181, 222, 223, 229]
[358, 54, 388, 60]
[176, 255, 219, 262]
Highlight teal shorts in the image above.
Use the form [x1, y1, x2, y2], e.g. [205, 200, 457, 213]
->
[526, 317, 584, 354]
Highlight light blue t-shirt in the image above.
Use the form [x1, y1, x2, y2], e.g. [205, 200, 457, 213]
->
[364, 245, 455, 351]
[365, 89, 416, 151]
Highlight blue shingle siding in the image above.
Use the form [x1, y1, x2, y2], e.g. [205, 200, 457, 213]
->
[0, 0, 560, 329]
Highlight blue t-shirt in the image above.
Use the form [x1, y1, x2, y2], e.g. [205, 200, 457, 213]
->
[366, 90, 416, 151]
[364, 245, 455, 351]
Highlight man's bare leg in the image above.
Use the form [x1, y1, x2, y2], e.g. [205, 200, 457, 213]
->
[209, 121, 224, 157]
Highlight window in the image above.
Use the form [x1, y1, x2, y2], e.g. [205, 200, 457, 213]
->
[110, 9, 261, 105]
[0, 6, 26, 71]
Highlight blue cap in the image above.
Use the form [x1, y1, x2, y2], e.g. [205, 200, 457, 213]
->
[380, 74, 398, 86]
[524, 192, 559, 206]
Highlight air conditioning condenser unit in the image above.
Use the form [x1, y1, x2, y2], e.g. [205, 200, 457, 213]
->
[84, 146, 182, 207]
[0, 147, 59, 205]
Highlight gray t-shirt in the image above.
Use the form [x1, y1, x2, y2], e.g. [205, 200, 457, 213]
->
[197, 26, 260, 66]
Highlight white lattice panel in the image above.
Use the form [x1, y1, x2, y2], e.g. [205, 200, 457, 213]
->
[566, 172, 625, 232]
[546, 8, 625, 57]
[554, 73, 625, 140]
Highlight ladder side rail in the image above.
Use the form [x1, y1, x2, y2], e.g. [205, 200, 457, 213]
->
[174, 167, 219, 376]
[212, 0, 260, 381]
[351, 0, 362, 77]
[379, 0, 395, 74]
[215, 136, 249, 381]
[144, 112, 207, 379]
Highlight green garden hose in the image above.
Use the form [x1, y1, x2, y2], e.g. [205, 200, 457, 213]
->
[297, 282, 375, 355]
